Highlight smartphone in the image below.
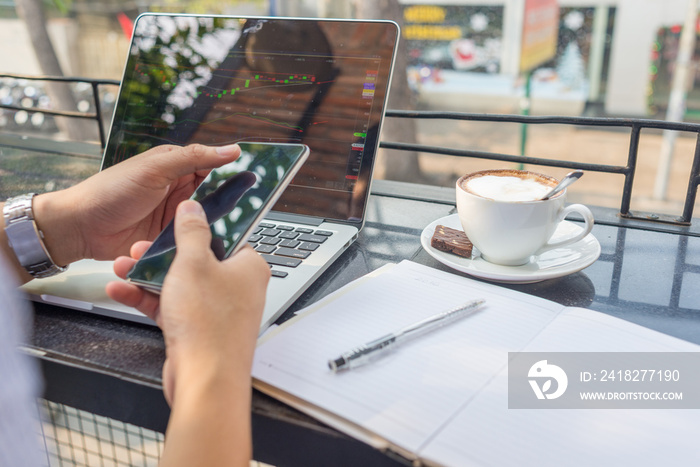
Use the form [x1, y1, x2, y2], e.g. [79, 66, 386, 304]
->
[127, 142, 310, 292]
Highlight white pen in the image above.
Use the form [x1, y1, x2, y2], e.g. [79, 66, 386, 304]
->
[328, 299, 486, 372]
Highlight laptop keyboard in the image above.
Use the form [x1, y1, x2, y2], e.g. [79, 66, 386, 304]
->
[249, 222, 334, 278]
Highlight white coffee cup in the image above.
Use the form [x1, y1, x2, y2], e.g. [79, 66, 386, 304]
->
[456, 169, 594, 266]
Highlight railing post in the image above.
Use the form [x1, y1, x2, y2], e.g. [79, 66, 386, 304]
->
[91, 82, 107, 150]
[618, 125, 641, 218]
[679, 133, 700, 223]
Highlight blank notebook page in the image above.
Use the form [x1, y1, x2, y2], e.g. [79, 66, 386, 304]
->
[253, 260, 567, 454]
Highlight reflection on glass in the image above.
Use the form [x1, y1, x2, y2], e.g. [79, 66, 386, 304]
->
[104, 15, 398, 223]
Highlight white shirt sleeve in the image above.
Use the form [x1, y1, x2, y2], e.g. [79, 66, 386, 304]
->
[0, 256, 46, 467]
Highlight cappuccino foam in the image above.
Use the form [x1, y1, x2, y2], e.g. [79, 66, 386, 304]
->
[466, 174, 553, 202]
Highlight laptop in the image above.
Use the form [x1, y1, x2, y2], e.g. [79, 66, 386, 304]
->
[23, 14, 399, 330]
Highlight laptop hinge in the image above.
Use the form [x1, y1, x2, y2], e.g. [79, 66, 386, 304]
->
[265, 211, 324, 226]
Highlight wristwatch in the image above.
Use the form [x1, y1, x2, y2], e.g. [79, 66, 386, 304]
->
[3, 193, 68, 278]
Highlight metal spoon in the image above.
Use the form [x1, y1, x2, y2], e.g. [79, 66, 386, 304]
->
[541, 170, 584, 200]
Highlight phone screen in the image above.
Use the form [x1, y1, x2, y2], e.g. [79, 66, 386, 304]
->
[127, 142, 309, 291]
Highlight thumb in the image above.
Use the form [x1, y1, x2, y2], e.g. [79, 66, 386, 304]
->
[173, 200, 212, 262]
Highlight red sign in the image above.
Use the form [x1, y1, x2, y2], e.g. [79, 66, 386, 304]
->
[520, 0, 559, 72]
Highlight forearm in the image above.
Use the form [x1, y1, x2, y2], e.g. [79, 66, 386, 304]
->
[32, 191, 86, 267]
[159, 362, 254, 467]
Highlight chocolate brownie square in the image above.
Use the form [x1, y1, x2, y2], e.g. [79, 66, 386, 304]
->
[430, 225, 473, 258]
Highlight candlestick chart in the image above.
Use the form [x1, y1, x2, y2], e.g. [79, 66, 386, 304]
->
[119, 61, 330, 144]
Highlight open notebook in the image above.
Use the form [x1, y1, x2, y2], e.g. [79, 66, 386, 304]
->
[23, 14, 399, 330]
[253, 261, 700, 466]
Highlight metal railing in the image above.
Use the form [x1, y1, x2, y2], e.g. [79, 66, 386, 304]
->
[381, 110, 700, 227]
[3, 74, 700, 228]
[0, 73, 119, 151]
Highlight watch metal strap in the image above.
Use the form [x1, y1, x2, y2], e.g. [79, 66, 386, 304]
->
[3, 193, 68, 278]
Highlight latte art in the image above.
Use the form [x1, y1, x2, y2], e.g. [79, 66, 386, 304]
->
[465, 175, 554, 202]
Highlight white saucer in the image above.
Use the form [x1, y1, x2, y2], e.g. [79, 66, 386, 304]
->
[420, 214, 601, 284]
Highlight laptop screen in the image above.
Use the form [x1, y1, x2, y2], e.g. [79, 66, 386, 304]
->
[101, 14, 399, 225]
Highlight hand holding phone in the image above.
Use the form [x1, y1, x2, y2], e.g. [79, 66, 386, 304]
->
[127, 142, 309, 292]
